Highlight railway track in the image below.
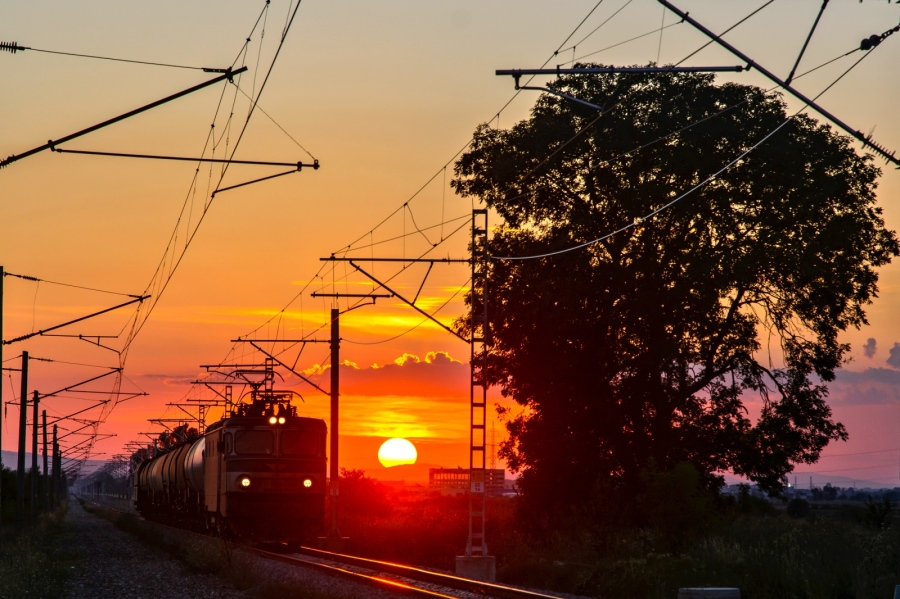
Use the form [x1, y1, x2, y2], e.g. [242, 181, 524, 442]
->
[80, 497, 569, 599]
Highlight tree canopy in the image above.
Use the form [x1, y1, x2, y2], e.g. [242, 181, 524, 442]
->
[451, 67, 898, 512]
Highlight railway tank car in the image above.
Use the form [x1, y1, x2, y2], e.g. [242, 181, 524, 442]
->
[134, 379, 327, 544]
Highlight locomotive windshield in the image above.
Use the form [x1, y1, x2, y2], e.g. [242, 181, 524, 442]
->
[234, 430, 274, 455]
[281, 430, 321, 456]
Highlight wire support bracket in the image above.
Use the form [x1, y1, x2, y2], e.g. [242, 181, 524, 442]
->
[0, 67, 248, 168]
[657, 0, 900, 167]
[50, 148, 319, 170]
[496, 65, 747, 76]
[3, 295, 149, 345]
[325, 259, 468, 343]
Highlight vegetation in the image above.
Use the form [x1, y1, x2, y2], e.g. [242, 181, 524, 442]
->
[0, 501, 75, 599]
[336, 470, 900, 598]
[451, 67, 898, 517]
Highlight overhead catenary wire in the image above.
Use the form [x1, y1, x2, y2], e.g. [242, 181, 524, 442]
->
[672, 0, 776, 67]
[344, 278, 471, 346]
[0, 42, 215, 71]
[26, 1, 295, 478]
[227, 0, 772, 368]
[560, 20, 684, 66]
[3, 271, 141, 298]
[121, 0, 304, 358]
[330, 0, 627, 258]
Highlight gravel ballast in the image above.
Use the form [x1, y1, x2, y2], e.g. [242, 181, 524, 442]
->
[65, 499, 412, 598]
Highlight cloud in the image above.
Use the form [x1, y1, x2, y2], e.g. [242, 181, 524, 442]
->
[863, 338, 877, 359]
[133, 372, 199, 387]
[830, 367, 900, 405]
[887, 343, 900, 369]
[304, 351, 469, 398]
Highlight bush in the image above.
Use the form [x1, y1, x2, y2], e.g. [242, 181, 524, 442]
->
[787, 498, 810, 519]
[639, 462, 716, 553]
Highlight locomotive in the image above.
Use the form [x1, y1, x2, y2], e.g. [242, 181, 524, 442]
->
[134, 373, 327, 544]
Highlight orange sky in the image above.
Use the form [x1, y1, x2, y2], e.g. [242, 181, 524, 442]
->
[3, 1, 900, 485]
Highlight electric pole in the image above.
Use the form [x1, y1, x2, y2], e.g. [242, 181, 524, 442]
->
[16, 351, 28, 525]
[42, 409, 48, 510]
[329, 308, 341, 542]
[31, 390, 38, 522]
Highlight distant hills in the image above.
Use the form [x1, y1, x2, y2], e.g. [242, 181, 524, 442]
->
[723, 471, 895, 490]
[1, 450, 107, 475]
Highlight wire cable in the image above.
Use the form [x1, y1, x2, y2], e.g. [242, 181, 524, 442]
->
[344, 278, 471, 345]
[674, 0, 776, 67]
[17, 45, 212, 71]
[3, 271, 141, 298]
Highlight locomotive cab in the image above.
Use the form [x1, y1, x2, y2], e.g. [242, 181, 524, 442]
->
[203, 398, 327, 543]
[133, 361, 328, 545]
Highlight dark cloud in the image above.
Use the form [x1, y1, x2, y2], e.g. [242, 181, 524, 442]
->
[887, 343, 900, 369]
[863, 338, 877, 359]
[830, 367, 900, 405]
[307, 351, 469, 398]
[133, 372, 202, 387]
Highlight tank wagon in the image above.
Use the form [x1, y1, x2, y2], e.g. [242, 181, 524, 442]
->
[134, 380, 326, 544]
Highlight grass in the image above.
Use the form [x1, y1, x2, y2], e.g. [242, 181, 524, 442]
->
[0, 501, 77, 599]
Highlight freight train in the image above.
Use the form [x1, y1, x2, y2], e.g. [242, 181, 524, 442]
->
[134, 377, 327, 544]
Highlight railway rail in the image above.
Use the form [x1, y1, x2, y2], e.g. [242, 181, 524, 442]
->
[79, 497, 569, 599]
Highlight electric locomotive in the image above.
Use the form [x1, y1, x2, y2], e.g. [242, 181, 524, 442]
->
[134, 377, 327, 544]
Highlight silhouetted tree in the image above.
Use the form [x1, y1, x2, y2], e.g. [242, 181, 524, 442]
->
[452, 66, 898, 516]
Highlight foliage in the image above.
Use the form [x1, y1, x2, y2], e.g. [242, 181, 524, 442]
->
[864, 495, 892, 529]
[581, 511, 900, 599]
[639, 461, 715, 553]
[337, 472, 469, 568]
[338, 468, 392, 520]
[786, 498, 810, 519]
[451, 66, 898, 512]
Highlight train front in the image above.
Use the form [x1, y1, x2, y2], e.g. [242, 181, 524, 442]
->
[207, 401, 327, 544]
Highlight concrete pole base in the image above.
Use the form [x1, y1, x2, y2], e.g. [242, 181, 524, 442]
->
[678, 589, 740, 599]
[455, 555, 496, 582]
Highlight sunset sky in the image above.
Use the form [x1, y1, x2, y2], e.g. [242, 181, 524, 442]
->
[2, 1, 900, 485]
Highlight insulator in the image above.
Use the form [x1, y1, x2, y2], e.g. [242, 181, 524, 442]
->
[0, 41, 22, 53]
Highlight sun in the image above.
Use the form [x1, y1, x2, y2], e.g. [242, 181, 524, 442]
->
[378, 438, 418, 468]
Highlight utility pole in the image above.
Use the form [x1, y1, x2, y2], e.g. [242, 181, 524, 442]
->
[42, 410, 48, 510]
[16, 351, 28, 525]
[31, 390, 39, 522]
[0, 265, 4, 540]
[51, 425, 58, 507]
[329, 308, 341, 544]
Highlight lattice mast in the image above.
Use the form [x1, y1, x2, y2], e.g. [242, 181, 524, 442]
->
[467, 208, 489, 557]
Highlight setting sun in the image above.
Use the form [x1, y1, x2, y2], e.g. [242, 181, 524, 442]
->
[377, 438, 418, 468]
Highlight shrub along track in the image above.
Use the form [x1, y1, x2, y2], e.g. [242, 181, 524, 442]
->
[79, 498, 568, 599]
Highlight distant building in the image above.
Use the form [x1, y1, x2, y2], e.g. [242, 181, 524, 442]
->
[428, 467, 506, 496]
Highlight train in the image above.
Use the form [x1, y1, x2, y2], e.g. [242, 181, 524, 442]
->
[133, 378, 327, 544]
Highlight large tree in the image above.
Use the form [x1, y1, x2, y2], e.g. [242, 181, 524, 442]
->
[452, 68, 898, 511]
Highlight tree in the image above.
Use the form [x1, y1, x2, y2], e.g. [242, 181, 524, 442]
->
[451, 67, 898, 516]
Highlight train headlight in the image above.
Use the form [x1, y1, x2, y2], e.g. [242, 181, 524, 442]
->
[239, 476, 252, 488]
[303, 478, 313, 488]
[268, 416, 277, 425]
[278, 416, 286, 424]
